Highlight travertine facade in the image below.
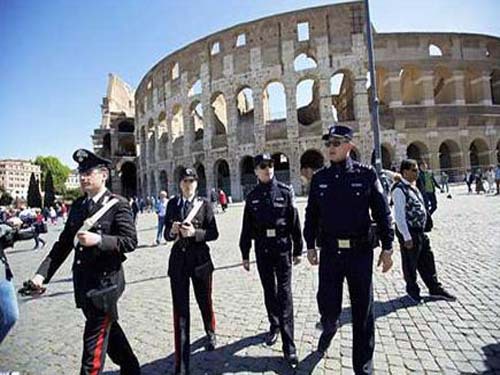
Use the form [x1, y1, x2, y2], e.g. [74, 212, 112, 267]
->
[134, 1, 500, 201]
[92, 74, 138, 198]
[0, 159, 41, 200]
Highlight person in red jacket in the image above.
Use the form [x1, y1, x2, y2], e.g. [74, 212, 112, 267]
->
[218, 189, 228, 212]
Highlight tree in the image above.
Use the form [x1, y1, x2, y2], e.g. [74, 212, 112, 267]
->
[44, 171, 56, 208]
[27, 173, 42, 208]
[0, 191, 13, 206]
[63, 188, 82, 202]
[34, 156, 71, 194]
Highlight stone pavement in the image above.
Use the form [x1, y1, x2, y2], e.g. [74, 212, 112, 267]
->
[1, 185, 499, 374]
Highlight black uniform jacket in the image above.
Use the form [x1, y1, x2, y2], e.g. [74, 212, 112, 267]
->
[36, 190, 137, 308]
[164, 196, 219, 277]
[239, 177, 303, 260]
[304, 157, 394, 250]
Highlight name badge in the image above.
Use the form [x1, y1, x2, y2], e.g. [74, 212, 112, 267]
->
[266, 229, 276, 238]
[338, 239, 350, 249]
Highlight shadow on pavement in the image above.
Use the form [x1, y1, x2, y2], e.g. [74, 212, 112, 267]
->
[482, 342, 500, 373]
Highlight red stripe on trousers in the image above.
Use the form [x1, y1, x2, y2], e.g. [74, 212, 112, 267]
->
[207, 275, 216, 331]
[90, 314, 110, 375]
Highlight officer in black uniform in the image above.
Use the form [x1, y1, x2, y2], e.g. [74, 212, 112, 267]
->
[239, 153, 303, 369]
[164, 168, 219, 375]
[304, 125, 394, 375]
[27, 149, 140, 375]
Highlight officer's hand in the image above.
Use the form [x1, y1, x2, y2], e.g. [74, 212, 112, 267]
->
[179, 222, 195, 237]
[307, 249, 319, 266]
[77, 231, 102, 247]
[377, 250, 393, 273]
[31, 274, 45, 288]
[171, 222, 181, 235]
[403, 240, 414, 249]
[242, 259, 250, 271]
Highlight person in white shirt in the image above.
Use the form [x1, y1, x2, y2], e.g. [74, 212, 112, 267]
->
[155, 191, 168, 245]
[392, 159, 456, 304]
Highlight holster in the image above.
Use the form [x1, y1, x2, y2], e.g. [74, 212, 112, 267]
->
[194, 260, 214, 280]
[86, 282, 119, 320]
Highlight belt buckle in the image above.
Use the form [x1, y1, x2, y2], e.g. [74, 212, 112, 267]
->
[266, 229, 276, 238]
[338, 239, 350, 249]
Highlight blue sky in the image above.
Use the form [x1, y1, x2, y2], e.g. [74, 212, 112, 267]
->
[1, 0, 499, 167]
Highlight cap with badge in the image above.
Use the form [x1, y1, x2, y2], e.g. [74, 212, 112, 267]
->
[321, 124, 354, 141]
[179, 167, 198, 181]
[254, 153, 274, 168]
[72, 149, 112, 173]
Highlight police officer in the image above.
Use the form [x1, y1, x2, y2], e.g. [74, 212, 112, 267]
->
[304, 125, 394, 375]
[164, 168, 219, 375]
[27, 149, 140, 375]
[239, 153, 303, 369]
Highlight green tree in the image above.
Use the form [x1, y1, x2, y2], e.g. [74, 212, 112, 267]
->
[27, 173, 43, 208]
[34, 156, 71, 194]
[63, 188, 82, 202]
[0, 191, 13, 206]
[44, 171, 56, 208]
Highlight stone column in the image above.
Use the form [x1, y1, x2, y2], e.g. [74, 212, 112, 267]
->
[285, 85, 298, 140]
[252, 87, 265, 153]
[386, 71, 402, 108]
[319, 75, 333, 133]
[477, 73, 493, 105]
[451, 70, 466, 105]
[420, 71, 435, 106]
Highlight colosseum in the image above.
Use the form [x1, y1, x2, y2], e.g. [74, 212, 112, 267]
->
[134, 1, 500, 201]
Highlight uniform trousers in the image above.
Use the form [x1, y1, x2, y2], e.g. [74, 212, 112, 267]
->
[80, 305, 140, 375]
[317, 244, 374, 375]
[255, 247, 296, 356]
[170, 252, 216, 375]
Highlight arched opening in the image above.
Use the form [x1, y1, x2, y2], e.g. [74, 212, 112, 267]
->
[401, 66, 424, 105]
[103, 133, 111, 158]
[214, 159, 231, 196]
[148, 130, 156, 161]
[190, 101, 204, 142]
[120, 162, 137, 198]
[117, 120, 134, 133]
[117, 136, 135, 157]
[272, 152, 290, 184]
[429, 44, 443, 57]
[300, 149, 324, 191]
[406, 141, 429, 164]
[150, 171, 157, 196]
[240, 156, 256, 199]
[464, 68, 482, 104]
[491, 69, 500, 105]
[439, 140, 462, 181]
[236, 87, 254, 126]
[172, 105, 184, 140]
[297, 78, 320, 126]
[330, 71, 355, 121]
[194, 163, 207, 197]
[142, 174, 147, 198]
[172, 166, 185, 196]
[469, 138, 490, 170]
[188, 79, 202, 97]
[211, 93, 228, 136]
[434, 66, 454, 104]
[159, 132, 169, 159]
[294, 53, 317, 72]
[159, 170, 168, 193]
[263, 82, 287, 123]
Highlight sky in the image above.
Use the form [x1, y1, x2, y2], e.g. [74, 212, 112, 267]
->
[1, 0, 499, 167]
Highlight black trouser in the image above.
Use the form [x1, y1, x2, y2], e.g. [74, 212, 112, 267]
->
[255, 248, 296, 357]
[396, 229, 441, 297]
[424, 192, 438, 215]
[80, 306, 140, 375]
[318, 244, 374, 375]
[170, 260, 216, 375]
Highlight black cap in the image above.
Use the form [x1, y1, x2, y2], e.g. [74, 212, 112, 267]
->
[254, 153, 273, 167]
[72, 149, 111, 173]
[179, 167, 198, 181]
[321, 124, 354, 141]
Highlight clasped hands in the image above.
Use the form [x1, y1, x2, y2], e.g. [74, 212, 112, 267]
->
[171, 221, 195, 238]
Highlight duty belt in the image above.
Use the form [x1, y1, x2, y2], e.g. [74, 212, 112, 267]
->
[323, 235, 370, 249]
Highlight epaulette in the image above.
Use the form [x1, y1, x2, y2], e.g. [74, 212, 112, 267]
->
[277, 181, 292, 191]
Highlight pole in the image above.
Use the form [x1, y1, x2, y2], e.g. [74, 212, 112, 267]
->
[364, 0, 382, 175]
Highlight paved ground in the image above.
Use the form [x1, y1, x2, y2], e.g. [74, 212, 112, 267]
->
[1, 185, 499, 374]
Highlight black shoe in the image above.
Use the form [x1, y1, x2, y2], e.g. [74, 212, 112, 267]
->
[407, 292, 422, 304]
[285, 353, 299, 369]
[205, 332, 216, 351]
[264, 330, 279, 346]
[429, 289, 456, 301]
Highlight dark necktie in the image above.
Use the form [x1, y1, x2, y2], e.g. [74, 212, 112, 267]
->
[182, 200, 191, 220]
[84, 198, 95, 218]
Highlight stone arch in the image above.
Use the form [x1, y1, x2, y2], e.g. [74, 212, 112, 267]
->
[296, 77, 321, 126]
[188, 79, 202, 97]
[401, 65, 424, 105]
[406, 141, 429, 164]
[142, 174, 147, 198]
[190, 100, 204, 142]
[434, 66, 454, 104]
[193, 162, 207, 197]
[159, 170, 168, 193]
[330, 70, 355, 121]
[117, 120, 134, 133]
[469, 138, 490, 170]
[236, 86, 254, 126]
[240, 155, 256, 199]
[214, 159, 231, 196]
[120, 161, 137, 198]
[294, 52, 318, 72]
[211, 92, 228, 136]
[172, 165, 185, 196]
[171, 104, 184, 140]
[263, 81, 287, 123]
[438, 140, 462, 179]
[272, 152, 290, 184]
[428, 43, 443, 57]
[300, 149, 324, 184]
[148, 130, 156, 161]
[103, 133, 111, 158]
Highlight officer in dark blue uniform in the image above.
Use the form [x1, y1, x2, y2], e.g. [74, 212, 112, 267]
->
[304, 125, 394, 375]
[239, 153, 303, 369]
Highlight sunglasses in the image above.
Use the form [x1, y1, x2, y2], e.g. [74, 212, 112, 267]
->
[182, 178, 196, 183]
[258, 162, 274, 169]
[324, 139, 348, 148]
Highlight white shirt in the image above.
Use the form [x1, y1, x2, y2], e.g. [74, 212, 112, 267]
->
[391, 177, 426, 242]
[88, 188, 107, 204]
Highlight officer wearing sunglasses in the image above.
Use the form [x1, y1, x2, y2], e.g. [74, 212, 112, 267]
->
[303, 124, 394, 375]
[239, 153, 303, 369]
